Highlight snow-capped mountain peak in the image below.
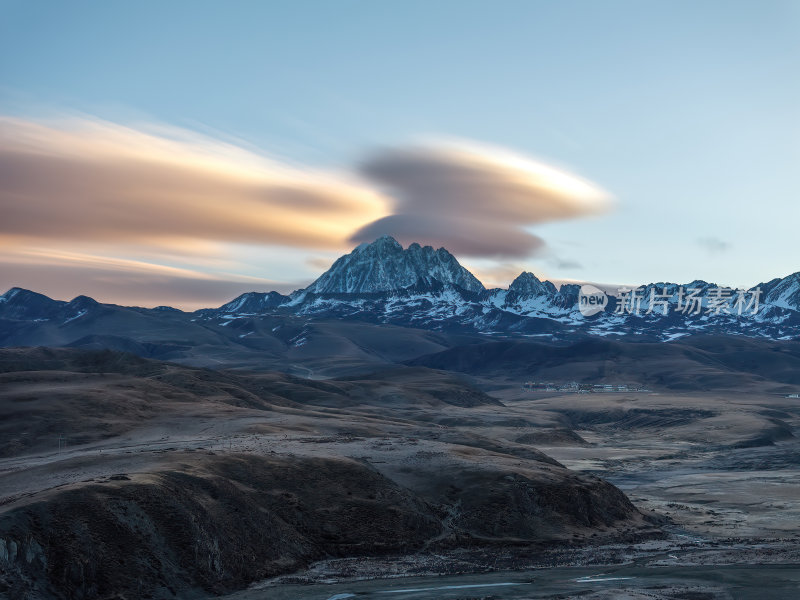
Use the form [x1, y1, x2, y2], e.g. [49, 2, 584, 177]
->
[303, 236, 485, 294]
[215, 291, 289, 314]
[507, 272, 557, 296]
[762, 272, 800, 311]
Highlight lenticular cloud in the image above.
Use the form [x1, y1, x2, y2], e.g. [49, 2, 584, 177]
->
[351, 141, 612, 258]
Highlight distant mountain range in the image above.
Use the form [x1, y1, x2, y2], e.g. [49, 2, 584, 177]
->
[2, 236, 799, 348]
[204, 235, 800, 341]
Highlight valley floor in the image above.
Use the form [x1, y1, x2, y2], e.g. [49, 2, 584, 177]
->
[1, 350, 799, 599]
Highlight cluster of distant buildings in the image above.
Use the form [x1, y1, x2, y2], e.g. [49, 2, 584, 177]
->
[523, 381, 647, 393]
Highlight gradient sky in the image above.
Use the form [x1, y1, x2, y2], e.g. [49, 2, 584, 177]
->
[1, 0, 798, 309]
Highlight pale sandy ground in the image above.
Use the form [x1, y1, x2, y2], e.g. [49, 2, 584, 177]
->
[503, 391, 800, 541]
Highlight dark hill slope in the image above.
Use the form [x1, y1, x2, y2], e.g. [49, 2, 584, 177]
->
[406, 336, 800, 390]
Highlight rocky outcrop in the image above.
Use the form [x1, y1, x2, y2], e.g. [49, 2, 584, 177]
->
[0, 453, 652, 600]
[0, 455, 439, 599]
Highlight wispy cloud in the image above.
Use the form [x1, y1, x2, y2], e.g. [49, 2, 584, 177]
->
[697, 237, 731, 254]
[548, 257, 583, 270]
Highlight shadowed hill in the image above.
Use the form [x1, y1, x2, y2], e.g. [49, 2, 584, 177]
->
[406, 335, 800, 391]
[0, 347, 658, 599]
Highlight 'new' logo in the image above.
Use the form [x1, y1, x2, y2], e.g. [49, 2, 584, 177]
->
[578, 284, 607, 317]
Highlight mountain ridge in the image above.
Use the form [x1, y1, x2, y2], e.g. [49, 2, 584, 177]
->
[2, 236, 799, 342]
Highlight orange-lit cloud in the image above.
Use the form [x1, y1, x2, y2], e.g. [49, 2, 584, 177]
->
[0, 116, 389, 250]
[352, 141, 611, 258]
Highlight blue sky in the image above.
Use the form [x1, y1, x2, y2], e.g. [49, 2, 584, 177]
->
[1, 1, 798, 307]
